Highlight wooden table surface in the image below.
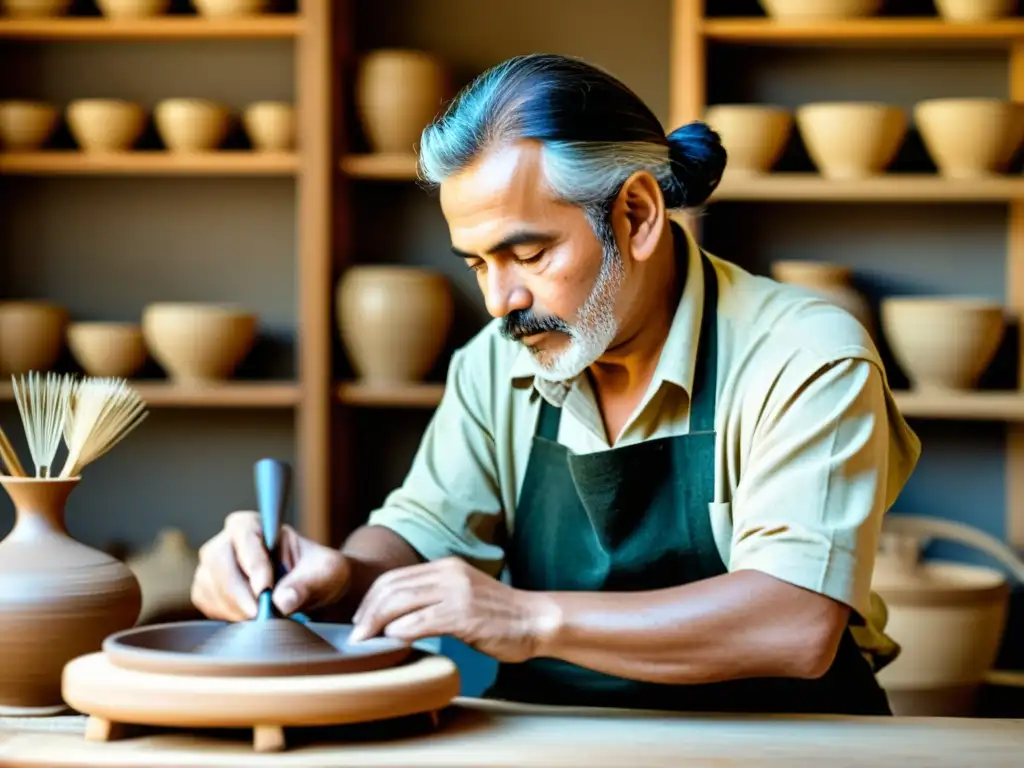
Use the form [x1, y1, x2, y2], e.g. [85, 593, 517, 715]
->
[1, 696, 1022, 767]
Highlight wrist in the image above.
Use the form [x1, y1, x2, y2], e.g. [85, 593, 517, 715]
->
[522, 589, 564, 659]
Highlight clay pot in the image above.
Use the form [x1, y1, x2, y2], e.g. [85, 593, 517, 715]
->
[872, 515, 1024, 716]
[67, 322, 146, 378]
[704, 104, 792, 176]
[0, 477, 141, 713]
[154, 99, 230, 153]
[796, 102, 907, 179]
[0, 300, 67, 376]
[758, 0, 883, 20]
[914, 98, 1024, 178]
[933, 0, 1017, 21]
[243, 101, 295, 151]
[126, 528, 200, 625]
[770, 261, 875, 338]
[0, 100, 58, 151]
[66, 99, 147, 153]
[880, 297, 1005, 391]
[336, 266, 454, 384]
[0, 0, 71, 17]
[141, 302, 256, 383]
[95, 0, 170, 17]
[355, 49, 447, 155]
[192, 0, 267, 16]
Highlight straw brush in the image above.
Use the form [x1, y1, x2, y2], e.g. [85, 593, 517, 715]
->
[0, 373, 148, 479]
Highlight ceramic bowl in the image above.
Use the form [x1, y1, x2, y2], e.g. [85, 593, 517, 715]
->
[758, 0, 883, 20]
[154, 99, 230, 153]
[242, 101, 295, 151]
[796, 102, 907, 179]
[0, 101, 59, 151]
[1, 0, 72, 17]
[880, 297, 1006, 391]
[66, 99, 147, 153]
[704, 104, 792, 176]
[67, 322, 147, 378]
[192, 0, 268, 17]
[933, 0, 1017, 22]
[914, 98, 1024, 178]
[0, 301, 68, 376]
[94, 0, 170, 16]
[141, 303, 256, 383]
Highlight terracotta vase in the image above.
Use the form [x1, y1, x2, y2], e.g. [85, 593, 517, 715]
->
[0, 477, 141, 713]
[771, 261, 875, 339]
[336, 266, 454, 384]
[355, 49, 448, 154]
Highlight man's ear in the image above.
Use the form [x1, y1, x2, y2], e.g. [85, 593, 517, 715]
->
[611, 170, 666, 264]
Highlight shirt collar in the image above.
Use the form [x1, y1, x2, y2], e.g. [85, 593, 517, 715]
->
[508, 219, 705, 406]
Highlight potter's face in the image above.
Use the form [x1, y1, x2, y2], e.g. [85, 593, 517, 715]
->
[440, 140, 624, 382]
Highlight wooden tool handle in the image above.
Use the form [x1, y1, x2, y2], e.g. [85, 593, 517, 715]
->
[254, 458, 292, 621]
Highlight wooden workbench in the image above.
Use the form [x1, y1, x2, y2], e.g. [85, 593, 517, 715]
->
[1, 697, 1022, 767]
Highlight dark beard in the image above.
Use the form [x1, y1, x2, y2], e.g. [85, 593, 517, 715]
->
[499, 309, 571, 342]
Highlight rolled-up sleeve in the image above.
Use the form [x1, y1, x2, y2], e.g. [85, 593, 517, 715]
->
[364, 346, 507, 577]
[728, 355, 912, 619]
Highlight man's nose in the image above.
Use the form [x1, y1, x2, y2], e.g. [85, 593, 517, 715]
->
[483, 266, 531, 319]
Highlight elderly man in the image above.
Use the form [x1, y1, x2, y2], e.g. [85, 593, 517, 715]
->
[191, 52, 921, 716]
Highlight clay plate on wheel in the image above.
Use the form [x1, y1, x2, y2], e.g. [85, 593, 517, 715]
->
[102, 620, 412, 677]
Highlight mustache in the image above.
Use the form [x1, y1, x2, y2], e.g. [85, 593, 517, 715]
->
[500, 309, 570, 341]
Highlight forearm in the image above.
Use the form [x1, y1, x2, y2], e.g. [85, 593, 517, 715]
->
[530, 570, 849, 685]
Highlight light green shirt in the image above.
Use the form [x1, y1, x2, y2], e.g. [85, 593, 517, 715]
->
[366, 227, 922, 661]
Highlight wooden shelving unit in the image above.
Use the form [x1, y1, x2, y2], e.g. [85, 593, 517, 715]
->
[340, 152, 418, 180]
[671, 0, 1024, 546]
[336, 381, 445, 408]
[0, 15, 300, 40]
[0, 5, 336, 545]
[0, 151, 298, 175]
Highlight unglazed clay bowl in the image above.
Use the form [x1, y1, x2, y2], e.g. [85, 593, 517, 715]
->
[1, 0, 71, 17]
[67, 322, 146, 378]
[192, 0, 268, 17]
[66, 99, 147, 153]
[141, 302, 256, 383]
[154, 98, 230, 153]
[758, 0, 882, 20]
[797, 102, 907, 179]
[242, 101, 295, 151]
[881, 297, 1006, 391]
[102, 619, 412, 677]
[0, 100, 58, 151]
[95, 0, 171, 17]
[934, 0, 1017, 21]
[704, 104, 792, 176]
[914, 98, 1024, 178]
[0, 300, 67, 376]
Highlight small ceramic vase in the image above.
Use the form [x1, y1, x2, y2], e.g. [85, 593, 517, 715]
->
[127, 528, 200, 625]
[0, 477, 141, 713]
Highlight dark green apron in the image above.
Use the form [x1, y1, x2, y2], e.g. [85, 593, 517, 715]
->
[485, 229, 892, 715]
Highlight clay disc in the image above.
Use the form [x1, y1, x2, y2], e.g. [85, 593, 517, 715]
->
[102, 620, 411, 677]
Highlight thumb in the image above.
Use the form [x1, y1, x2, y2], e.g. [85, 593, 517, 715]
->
[272, 554, 337, 615]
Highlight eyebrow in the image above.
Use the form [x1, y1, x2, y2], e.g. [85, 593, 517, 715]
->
[451, 229, 558, 260]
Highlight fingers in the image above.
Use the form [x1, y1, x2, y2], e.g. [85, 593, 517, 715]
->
[350, 566, 444, 643]
[226, 511, 274, 595]
[190, 546, 254, 621]
[381, 604, 448, 642]
[273, 540, 351, 616]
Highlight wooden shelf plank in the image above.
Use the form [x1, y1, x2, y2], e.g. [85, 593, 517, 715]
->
[336, 381, 444, 408]
[711, 173, 1024, 202]
[340, 153, 419, 180]
[0, 15, 301, 40]
[701, 17, 1024, 46]
[0, 151, 298, 176]
[892, 390, 1024, 420]
[0, 380, 300, 408]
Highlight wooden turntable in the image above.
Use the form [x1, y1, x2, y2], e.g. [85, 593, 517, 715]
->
[59, 459, 461, 752]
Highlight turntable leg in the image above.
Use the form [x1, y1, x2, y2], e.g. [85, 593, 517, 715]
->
[253, 724, 286, 752]
[84, 716, 126, 742]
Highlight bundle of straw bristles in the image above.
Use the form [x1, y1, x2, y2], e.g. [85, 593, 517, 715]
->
[0, 371, 148, 480]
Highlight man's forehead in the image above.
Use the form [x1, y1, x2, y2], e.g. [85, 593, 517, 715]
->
[440, 140, 552, 222]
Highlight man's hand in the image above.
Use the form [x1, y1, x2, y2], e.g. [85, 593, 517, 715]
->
[348, 557, 560, 662]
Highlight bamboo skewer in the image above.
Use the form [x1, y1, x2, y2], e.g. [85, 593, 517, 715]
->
[0, 423, 26, 477]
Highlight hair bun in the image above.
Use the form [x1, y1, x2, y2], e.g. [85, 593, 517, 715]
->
[666, 121, 727, 208]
